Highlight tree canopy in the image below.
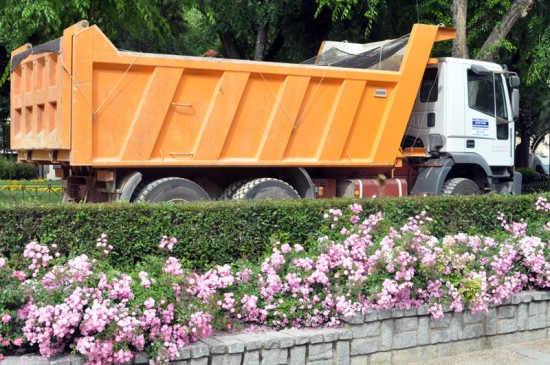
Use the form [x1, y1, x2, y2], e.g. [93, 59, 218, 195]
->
[0, 0, 549, 162]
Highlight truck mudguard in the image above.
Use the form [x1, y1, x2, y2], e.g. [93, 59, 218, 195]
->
[448, 153, 494, 179]
[410, 157, 454, 196]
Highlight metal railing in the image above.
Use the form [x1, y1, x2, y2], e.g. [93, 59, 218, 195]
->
[522, 180, 550, 194]
[0, 184, 65, 203]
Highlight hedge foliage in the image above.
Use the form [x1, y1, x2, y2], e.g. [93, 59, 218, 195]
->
[0, 194, 548, 271]
[0, 157, 38, 180]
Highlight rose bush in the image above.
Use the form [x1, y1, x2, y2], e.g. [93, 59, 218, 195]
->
[0, 197, 548, 364]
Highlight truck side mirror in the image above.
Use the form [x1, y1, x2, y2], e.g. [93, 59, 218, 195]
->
[508, 75, 521, 88]
[512, 89, 520, 119]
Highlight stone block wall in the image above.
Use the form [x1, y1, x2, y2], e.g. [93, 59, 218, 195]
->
[3, 291, 550, 365]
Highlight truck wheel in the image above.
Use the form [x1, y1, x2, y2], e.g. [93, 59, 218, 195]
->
[441, 178, 481, 196]
[135, 177, 210, 202]
[219, 179, 252, 200]
[233, 178, 300, 200]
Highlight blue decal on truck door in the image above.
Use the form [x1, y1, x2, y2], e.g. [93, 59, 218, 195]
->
[472, 118, 489, 137]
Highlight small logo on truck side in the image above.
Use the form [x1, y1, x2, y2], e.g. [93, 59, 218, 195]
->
[374, 89, 387, 98]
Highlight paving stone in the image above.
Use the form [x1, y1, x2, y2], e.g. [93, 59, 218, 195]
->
[485, 308, 497, 335]
[321, 328, 343, 342]
[133, 353, 149, 364]
[517, 303, 528, 331]
[1, 355, 50, 365]
[261, 348, 288, 365]
[436, 338, 487, 357]
[393, 331, 417, 349]
[528, 314, 547, 330]
[450, 312, 463, 341]
[201, 337, 227, 354]
[189, 358, 208, 365]
[243, 351, 260, 365]
[178, 347, 192, 360]
[417, 316, 430, 346]
[307, 360, 332, 365]
[498, 305, 516, 318]
[392, 345, 437, 364]
[369, 351, 392, 365]
[278, 329, 309, 346]
[463, 311, 484, 324]
[335, 341, 350, 365]
[498, 317, 518, 334]
[391, 309, 404, 318]
[395, 317, 418, 333]
[341, 312, 364, 324]
[262, 332, 295, 349]
[308, 343, 333, 361]
[417, 306, 430, 316]
[216, 335, 245, 353]
[430, 328, 451, 344]
[350, 355, 369, 365]
[337, 329, 353, 340]
[351, 322, 380, 338]
[211, 354, 242, 365]
[188, 342, 210, 358]
[171, 361, 189, 365]
[380, 319, 393, 351]
[289, 346, 305, 365]
[463, 323, 484, 339]
[529, 301, 547, 316]
[363, 311, 378, 322]
[231, 334, 263, 351]
[430, 313, 451, 329]
[350, 338, 379, 355]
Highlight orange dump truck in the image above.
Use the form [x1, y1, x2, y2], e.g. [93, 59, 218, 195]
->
[10, 21, 521, 202]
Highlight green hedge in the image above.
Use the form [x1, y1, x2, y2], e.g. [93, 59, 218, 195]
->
[0, 157, 38, 180]
[0, 194, 548, 270]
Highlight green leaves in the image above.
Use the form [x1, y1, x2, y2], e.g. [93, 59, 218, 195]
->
[0, 194, 548, 272]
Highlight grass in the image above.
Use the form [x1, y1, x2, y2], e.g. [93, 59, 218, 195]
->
[0, 179, 64, 203]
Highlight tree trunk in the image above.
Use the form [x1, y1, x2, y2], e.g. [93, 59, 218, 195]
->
[219, 32, 243, 59]
[477, 0, 535, 61]
[254, 23, 269, 61]
[516, 109, 534, 167]
[451, 0, 469, 58]
[264, 32, 285, 62]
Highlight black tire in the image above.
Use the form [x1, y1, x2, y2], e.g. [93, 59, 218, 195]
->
[233, 178, 300, 200]
[219, 179, 252, 200]
[441, 178, 481, 196]
[130, 178, 153, 202]
[135, 177, 210, 202]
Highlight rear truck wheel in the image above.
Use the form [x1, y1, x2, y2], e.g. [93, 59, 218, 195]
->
[219, 179, 252, 200]
[135, 177, 210, 202]
[441, 178, 481, 196]
[233, 178, 300, 200]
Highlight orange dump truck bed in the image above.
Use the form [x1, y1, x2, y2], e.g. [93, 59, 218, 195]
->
[11, 21, 454, 169]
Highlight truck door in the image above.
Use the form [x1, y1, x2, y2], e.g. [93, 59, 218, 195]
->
[465, 68, 514, 167]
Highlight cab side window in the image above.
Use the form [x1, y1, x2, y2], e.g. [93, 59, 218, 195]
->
[420, 68, 438, 103]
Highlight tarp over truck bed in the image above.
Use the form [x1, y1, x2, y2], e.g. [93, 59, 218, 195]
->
[11, 21, 454, 168]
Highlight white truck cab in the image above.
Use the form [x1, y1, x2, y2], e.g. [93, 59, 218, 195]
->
[405, 58, 521, 195]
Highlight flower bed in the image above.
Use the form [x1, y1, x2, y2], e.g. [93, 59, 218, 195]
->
[0, 197, 549, 364]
